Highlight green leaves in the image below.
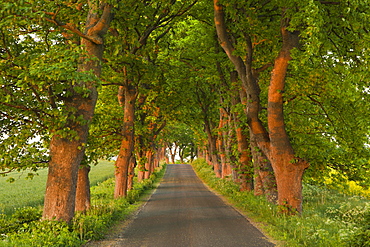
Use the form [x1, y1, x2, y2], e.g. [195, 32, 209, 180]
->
[1, 0, 370, 191]
[0, 0, 105, 171]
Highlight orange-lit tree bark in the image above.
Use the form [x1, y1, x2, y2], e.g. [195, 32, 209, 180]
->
[127, 156, 136, 190]
[114, 83, 138, 198]
[214, 1, 309, 213]
[144, 149, 154, 179]
[75, 161, 91, 213]
[266, 24, 309, 212]
[43, 3, 112, 222]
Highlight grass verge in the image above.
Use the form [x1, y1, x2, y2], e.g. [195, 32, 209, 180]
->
[191, 159, 370, 247]
[0, 163, 166, 247]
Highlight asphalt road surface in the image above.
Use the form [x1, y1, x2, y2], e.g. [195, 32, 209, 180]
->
[96, 164, 275, 247]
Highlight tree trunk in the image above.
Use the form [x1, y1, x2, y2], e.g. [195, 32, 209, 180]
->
[250, 135, 277, 203]
[127, 156, 136, 190]
[157, 146, 166, 165]
[165, 153, 170, 164]
[231, 84, 253, 191]
[168, 144, 177, 163]
[197, 147, 206, 160]
[179, 147, 185, 163]
[44, 136, 86, 222]
[204, 120, 221, 177]
[137, 169, 145, 181]
[43, 3, 112, 222]
[217, 107, 231, 178]
[222, 116, 233, 178]
[75, 165, 91, 212]
[234, 124, 253, 191]
[266, 26, 309, 213]
[136, 148, 146, 182]
[144, 150, 153, 179]
[114, 84, 137, 198]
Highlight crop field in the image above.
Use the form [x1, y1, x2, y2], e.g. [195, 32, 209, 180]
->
[0, 160, 115, 215]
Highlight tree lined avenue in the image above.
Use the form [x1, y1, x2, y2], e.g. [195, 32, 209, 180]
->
[1, 0, 370, 242]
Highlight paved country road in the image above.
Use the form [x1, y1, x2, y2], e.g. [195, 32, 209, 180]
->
[88, 164, 275, 247]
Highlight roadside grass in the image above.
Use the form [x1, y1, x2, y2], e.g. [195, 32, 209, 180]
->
[0, 163, 166, 247]
[0, 160, 115, 215]
[191, 159, 370, 247]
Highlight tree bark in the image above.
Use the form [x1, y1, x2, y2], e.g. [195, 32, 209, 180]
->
[168, 144, 177, 163]
[204, 119, 221, 177]
[234, 123, 253, 191]
[267, 26, 309, 213]
[127, 156, 136, 190]
[217, 107, 229, 178]
[43, 3, 112, 222]
[250, 134, 277, 203]
[223, 114, 234, 178]
[114, 84, 137, 198]
[135, 141, 146, 182]
[144, 149, 154, 179]
[75, 165, 91, 212]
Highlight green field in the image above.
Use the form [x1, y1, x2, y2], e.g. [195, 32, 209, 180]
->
[0, 160, 115, 215]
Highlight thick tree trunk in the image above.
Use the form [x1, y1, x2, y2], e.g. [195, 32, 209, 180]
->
[271, 155, 308, 213]
[43, 84, 92, 221]
[114, 85, 137, 198]
[44, 136, 87, 222]
[267, 26, 309, 213]
[75, 165, 91, 212]
[43, 3, 112, 222]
